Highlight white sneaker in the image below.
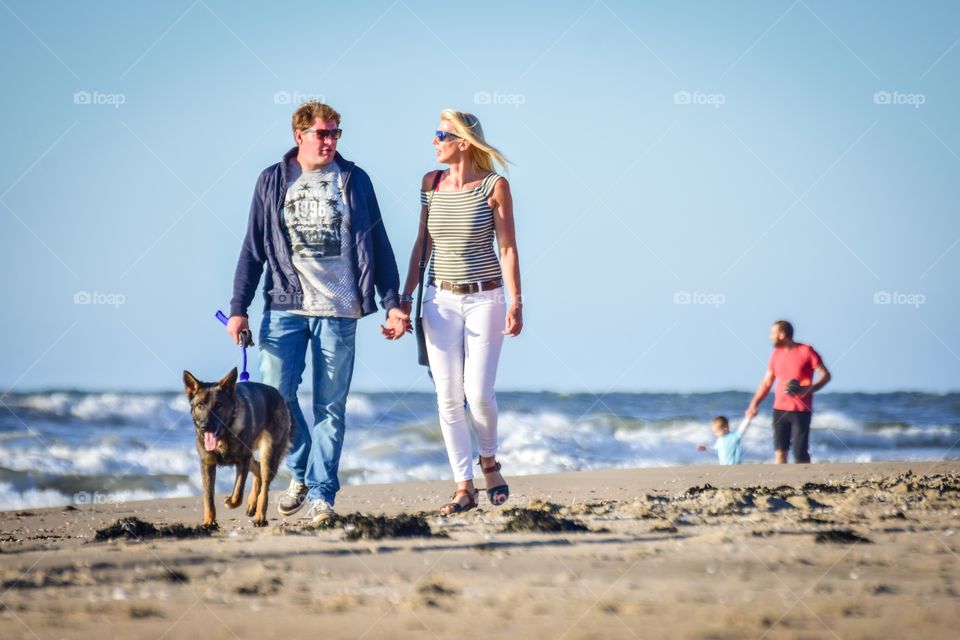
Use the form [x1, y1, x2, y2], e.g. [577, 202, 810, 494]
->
[277, 479, 308, 517]
[307, 498, 336, 524]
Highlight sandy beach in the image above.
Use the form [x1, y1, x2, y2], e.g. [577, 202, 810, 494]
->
[1, 461, 959, 639]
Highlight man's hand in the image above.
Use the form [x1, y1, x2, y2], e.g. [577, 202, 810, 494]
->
[226, 316, 250, 346]
[790, 366, 831, 398]
[745, 404, 758, 419]
[380, 307, 410, 340]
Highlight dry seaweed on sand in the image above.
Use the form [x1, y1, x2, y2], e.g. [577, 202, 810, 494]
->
[683, 484, 718, 498]
[315, 512, 438, 540]
[650, 524, 679, 533]
[94, 517, 214, 542]
[500, 504, 591, 533]
[814, 529, 872, 544]
[680, 474, 959, 509]
[235, 576, 283, 596]
[801, 481, 848, 495]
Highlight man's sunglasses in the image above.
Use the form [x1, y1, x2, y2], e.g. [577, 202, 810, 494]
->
[302, 128, 342, 141]
[435, 130, 461, 142]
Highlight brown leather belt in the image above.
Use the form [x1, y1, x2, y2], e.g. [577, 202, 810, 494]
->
[429, 278, 503, 295]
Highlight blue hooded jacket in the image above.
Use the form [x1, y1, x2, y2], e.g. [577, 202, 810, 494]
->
[230, 148, 400, 318]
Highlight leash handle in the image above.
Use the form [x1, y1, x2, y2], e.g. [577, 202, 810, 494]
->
[215, 311, 254, 346]
[215, 310, 251, 382]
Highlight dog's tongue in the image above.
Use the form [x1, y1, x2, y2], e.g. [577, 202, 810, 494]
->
[204, 432, 219, 451]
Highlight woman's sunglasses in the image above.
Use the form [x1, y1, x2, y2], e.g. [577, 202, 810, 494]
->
[435, 130, 461, 142]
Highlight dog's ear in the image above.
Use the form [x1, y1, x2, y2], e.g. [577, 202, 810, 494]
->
[218, 367, 238, 393]
[183, 370, 201, 399]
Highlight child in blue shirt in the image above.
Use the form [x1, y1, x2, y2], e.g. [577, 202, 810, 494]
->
[697, 415, 752, 465]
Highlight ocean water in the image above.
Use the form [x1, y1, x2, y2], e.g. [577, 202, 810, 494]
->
[0, 390, 957, 510]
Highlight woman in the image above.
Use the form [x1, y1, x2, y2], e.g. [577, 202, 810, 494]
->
[395, 109, 523, 515]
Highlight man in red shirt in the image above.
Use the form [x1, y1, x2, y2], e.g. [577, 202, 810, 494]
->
[746, 320, 832, 463]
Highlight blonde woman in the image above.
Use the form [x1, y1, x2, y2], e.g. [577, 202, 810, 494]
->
[397, 109, 523, 515]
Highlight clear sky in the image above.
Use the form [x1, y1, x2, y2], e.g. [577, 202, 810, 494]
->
[1, 1, 958, 393]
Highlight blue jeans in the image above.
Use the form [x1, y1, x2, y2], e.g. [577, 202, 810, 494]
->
[259, 310, 357, 505]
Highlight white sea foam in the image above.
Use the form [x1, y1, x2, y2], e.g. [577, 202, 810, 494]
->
[0, 481, 197, 511]
[0, 390, 956, 509]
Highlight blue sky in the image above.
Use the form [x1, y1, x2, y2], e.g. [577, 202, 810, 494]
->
[1, 0, 958, 393]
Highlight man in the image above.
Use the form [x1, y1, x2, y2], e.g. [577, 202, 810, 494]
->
[226, 101, 408, 522]
[745, 320, 831, 464]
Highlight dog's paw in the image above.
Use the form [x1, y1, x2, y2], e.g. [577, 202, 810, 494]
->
[245, 505, 257, 517]
[252, 516, 268, 527]
[224, 497, 242, 509]
[201, 521, 219, 531]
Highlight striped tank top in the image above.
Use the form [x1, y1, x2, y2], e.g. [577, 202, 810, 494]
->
[420, 172, 503, 284]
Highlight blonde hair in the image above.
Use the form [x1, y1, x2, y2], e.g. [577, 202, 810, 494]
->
[439, 109, 509, 174]
[292, 101, 341, 135]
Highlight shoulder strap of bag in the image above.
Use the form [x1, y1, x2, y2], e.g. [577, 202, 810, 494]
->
[415, 170, 444, 319]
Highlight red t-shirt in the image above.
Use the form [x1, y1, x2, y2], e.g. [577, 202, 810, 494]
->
[768, 343, 823, 412]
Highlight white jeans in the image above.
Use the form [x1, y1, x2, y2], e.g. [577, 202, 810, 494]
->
[423, 285, 506, 482]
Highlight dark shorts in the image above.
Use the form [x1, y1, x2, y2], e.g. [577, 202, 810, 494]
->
[772, 410, 812, 463]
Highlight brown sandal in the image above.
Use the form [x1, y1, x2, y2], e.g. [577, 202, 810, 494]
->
[440, 488, 478, 516]
[479, 456, 510, 506]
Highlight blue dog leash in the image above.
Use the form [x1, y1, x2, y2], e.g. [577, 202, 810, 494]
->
[215, 310, 252, 382]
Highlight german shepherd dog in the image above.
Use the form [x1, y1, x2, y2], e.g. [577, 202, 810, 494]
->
[182, 368, 293, 528]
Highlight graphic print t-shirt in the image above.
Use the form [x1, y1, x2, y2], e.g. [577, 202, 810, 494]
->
[283, 159, 361, 318]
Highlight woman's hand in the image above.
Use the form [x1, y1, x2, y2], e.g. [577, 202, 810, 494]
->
[503, 304, 523, 337]
[399, 300, 413, 321]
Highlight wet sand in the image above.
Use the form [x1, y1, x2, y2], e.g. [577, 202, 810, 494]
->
[2, 461, 959, 639]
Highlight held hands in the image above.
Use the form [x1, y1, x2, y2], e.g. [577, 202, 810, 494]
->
[383, 300, 521, 338]
[745, 404, 758, 419]
[380, 307, 410, 340]
[503, 304, 523, 337]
